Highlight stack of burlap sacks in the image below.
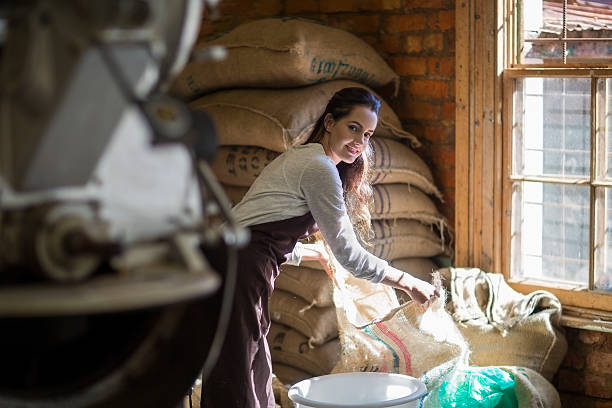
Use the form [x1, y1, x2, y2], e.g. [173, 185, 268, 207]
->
[171, 18, 452, 391]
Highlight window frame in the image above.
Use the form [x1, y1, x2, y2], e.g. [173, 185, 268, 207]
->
[455, 0, 612, 324]
[502, 68, 612, 312]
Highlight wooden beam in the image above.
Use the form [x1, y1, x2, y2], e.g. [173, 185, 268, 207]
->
[455, 0, 471, 267]
[455, 0, 503, 272]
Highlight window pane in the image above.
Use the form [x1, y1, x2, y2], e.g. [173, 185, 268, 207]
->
[597, 188, 612, 292]
[521, 0, 612, 64]
[515, 78, 591, 178]
[512, 181, 590, 285]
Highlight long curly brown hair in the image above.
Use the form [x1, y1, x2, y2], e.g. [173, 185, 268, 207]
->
[305, 87, 381, 244]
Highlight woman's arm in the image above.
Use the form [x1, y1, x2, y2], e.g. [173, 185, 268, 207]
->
[299, 157, 438, 304]
[380, 267, 439, 305]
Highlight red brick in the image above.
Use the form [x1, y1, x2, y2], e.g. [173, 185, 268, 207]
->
[430, 145, 455, 169]
[360, 35, 377, 47]
[587, 351, 612, 374]
[557, 368, 586, 393]
[439, 187, 455, 217]
[562, 350, 587, 370]
[447, 30, 456, 53]
[579, 330, 605, 345]
[380, 35, 401, 54]
[604, 332, 612, 353]
[422, 125, 453, 145]
[356, 0, 401, 10]
[405, 79, 449, 100]
[388, 56, 427, 76]
[219, 0, 251, 15]
[427, 56, 455, 76]
[320, 0, 353, 12]
[405, 0, 446, 9]
[441, 102, 455, 121]
[400, 101, 441, 120]
[424, 33, 444, 52]
[403, 35, 424, 53]
[437, 167, 455, 189]
[560, 393, 600, 408]
[435, 10, 455, 31]
[255, 0, 282, 14]
[336, 15, 381, 34]
[585, 374, 612, 399]
[383, 15, 426, 33]
[285, 0, 319, 13]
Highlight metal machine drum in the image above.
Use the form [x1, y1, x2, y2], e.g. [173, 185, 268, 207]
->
[0, 301, 211, 408]
[0, 1, 242, 406]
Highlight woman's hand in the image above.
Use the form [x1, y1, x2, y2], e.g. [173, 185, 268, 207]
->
[299, 242, 331, 272]
[382, 269, 439, 306]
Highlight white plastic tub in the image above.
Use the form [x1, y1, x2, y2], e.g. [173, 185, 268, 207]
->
[288, 372, 427, 408]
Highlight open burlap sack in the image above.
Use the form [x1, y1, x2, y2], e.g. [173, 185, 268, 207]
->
[329, 264, 469, 377]
[277, 264, 334, 308]
[444, 267, 568, 381]
[221, 184, 248, 206]
[370, 137, 442, 200]
[269, 290, 338, 347]
[371, 219, 446, 260]
[212, 146, 280, 187]
[189, 80, 420, 152]
[171, 18, 399, 99]
[273, 363, 312, 387]
[268, 323, 340, 376]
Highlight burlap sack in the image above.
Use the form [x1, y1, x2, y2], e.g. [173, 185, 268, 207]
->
[332, 289, 469, 377]
[445, 267, 568, 381]
[189, 80, 420, 152]
[272, 375, 295, 408]
[269, 290, 338, 347]
[371, 219, 445, 260]
[272, 363, 312, 386]
[277, 264, 334, 308]
[418, 364, 561, 408]
[171, 18, 399, 99]
[221, 184, 248, 206]
[458, 314, 568, 382]
[391, 257, 439, 282]
[370, 138, 442, 200]
[268, 323, 340, 376]
[212, 146, 280, 187]
[371, 184, 450, 239]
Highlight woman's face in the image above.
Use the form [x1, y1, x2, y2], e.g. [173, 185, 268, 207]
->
[322, 105, 378, 165]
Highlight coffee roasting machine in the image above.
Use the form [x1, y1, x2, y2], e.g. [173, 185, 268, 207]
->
[0, 1, 246, 406]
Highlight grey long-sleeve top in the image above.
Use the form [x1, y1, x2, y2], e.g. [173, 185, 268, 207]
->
[232, 143, 395, 283]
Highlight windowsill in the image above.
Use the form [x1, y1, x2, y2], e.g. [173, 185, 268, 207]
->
[560, 306, 612, 333]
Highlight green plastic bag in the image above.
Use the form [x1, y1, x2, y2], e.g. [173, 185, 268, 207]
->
[438, 366, 518, 408]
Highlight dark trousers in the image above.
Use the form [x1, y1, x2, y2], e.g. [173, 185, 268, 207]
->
[200, 213, 317, 408]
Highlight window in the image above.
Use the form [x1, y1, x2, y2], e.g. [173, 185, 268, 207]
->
[503, 0, 612, 312]
[455, 0, 612, 319]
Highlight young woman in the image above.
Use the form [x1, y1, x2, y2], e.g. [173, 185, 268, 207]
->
[201, 87, 439, 408]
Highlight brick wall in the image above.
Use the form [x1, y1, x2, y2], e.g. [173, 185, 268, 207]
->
[556, 328, 612, 407]
[198, 0, 456, 227]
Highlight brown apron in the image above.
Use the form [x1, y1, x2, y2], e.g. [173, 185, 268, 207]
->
[200, 212, 317, 408]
